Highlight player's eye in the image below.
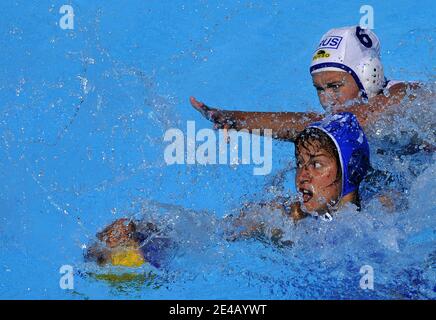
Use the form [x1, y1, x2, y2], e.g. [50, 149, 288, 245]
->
[330, 83, 342, 91]
[314, 162, 322, 169]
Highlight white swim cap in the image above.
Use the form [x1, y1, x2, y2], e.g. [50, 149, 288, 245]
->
[310, 26, 385, 99]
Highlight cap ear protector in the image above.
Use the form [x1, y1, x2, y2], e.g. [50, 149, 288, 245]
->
[354, 54, 385, 99]
[347, 148, 370, 187]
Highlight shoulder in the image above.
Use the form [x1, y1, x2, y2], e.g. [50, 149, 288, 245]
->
[384, 80, 404, 91]
[378, 80, 421, 102]
[384, 80, 421, 94]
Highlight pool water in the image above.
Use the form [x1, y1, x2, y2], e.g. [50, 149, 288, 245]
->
[0, 0, 435, 299]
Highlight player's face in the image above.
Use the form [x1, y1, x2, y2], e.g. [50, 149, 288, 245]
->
[295, 140, 341, 214]
[312, 71, 361, 110]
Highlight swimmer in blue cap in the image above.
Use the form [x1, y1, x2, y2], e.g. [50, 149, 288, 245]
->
[218, 113, 371, 250]
[190, 26, 429, 148]
[219, 112, 372, 245]
[232, 112, 370, 227]
[292, 112, 370, 219]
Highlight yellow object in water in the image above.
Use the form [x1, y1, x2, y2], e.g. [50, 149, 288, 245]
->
[110, 247, 145, 267]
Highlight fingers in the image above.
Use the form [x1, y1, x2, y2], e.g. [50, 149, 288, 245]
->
[190, 96, 230, 129]
[190, 96, 205, 110]
[97, 218, 133, 243]
[190, 96, 212, 121]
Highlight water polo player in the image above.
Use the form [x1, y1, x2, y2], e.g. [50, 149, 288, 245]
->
[291, 112, 370, 220]
[189, 25, 422, 141]
[234, 112, 371, 228]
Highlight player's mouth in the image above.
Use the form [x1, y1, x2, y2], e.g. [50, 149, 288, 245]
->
[299, 188, 314, 203]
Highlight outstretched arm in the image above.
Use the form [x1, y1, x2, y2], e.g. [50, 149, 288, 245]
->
[190, 82, 421, 140]
[190, 96, 322, 141]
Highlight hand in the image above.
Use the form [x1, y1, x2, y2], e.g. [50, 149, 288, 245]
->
[97, 218, 137, 248]
[189, 96, 234, 129]
[290, 202, 308, 221]
[84, 242, 111, 266]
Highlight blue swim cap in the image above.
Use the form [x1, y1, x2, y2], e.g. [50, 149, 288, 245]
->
[308, 112, 370, 197]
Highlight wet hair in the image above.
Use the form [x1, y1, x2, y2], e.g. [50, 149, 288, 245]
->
[295, 127, 341, 180]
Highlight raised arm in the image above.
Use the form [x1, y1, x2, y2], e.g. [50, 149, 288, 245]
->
[190, 96, 322, 141]
[190, 82, 421, 141]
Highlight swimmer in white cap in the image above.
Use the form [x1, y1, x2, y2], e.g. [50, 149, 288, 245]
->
[190, 25, 423, 141]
